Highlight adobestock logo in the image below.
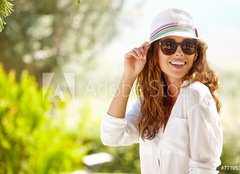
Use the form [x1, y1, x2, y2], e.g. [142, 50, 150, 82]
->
[42, 72, 75, 101]
[41, 74, 198, 101]
[83, 80, 193, 98]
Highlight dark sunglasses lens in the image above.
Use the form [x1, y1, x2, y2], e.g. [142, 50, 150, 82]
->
[181, 40, 197, 55]
[161, 41, 177, 55]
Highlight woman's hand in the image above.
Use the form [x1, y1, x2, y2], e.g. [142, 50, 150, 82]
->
[124, 42, 150, 79]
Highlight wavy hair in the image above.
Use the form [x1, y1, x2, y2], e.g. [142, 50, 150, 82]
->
[136, 40, 221, 140]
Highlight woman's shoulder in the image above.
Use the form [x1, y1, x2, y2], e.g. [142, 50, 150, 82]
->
[181, 80, 213, 103]
[188, 81, 209, 92]
[182, 81, 220, 120]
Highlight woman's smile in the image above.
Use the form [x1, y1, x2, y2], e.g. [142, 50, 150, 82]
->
[169, 59, 188, 69]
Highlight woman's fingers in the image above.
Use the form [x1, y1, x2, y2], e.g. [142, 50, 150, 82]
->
[139, 47, 145, 59]
[143, 42, 150, 55]
[132, 48, 143, 59]
[141, 41, 149, 47]
[126, 41, 150, 60]
[129, 51, 137, 59]
[126, 50, 136, 59]
[140, 41, 150, 58]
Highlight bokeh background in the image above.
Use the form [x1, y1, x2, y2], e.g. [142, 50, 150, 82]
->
[0, 0, 240, 173]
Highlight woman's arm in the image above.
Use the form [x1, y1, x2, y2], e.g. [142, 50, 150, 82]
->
[100, 42, 150, 146]
[107, 42, 150, 118]
[107, 73, 136, 118]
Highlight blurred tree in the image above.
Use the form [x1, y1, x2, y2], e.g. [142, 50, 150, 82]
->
[0, 0, 13, 31]
[0, 0, 124, 83]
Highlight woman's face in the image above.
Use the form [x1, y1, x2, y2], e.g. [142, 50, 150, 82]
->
[158, 36, 197, 82]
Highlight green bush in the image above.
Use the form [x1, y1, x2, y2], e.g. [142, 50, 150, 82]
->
[0, 65, 86, 174]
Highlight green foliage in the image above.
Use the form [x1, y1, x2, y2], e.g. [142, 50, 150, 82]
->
[0, 65, 85, 173]
[0, 0, 13, 31]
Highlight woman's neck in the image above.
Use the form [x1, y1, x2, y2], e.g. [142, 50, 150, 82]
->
[164, 78, 183, 102]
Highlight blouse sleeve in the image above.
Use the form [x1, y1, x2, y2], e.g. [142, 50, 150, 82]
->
[187, 91, 223, 174]
[100, 99, 141, 146]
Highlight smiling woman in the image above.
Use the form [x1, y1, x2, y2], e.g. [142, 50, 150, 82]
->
[157, 37, 198, 85]
[100, 8, 223, 174]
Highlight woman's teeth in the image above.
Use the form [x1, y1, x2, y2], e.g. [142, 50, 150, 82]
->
[170, 61, 186, 66]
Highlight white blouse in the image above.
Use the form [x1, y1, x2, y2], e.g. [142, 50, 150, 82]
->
[100, 81, 223, 174]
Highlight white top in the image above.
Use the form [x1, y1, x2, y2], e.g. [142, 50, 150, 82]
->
[100, 81, 223, 174]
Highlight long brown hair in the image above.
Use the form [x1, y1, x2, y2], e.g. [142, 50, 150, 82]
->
[136, 40, 221, 140]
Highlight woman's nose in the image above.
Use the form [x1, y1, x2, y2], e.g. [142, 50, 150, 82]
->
[174, 45, 184, 57]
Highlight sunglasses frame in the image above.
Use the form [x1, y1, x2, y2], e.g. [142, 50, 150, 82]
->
[158, 38, 198, 55]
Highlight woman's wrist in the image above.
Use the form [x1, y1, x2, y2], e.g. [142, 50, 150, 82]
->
[122, 72, 137, 83]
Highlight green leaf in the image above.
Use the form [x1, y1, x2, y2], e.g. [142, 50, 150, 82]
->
[0, 0, 14, 31]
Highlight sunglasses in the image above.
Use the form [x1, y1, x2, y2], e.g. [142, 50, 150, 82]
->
[158, 39, 198, 55]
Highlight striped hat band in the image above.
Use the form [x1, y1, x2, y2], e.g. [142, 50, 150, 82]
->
[150, 23, 198, 43]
